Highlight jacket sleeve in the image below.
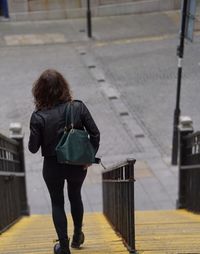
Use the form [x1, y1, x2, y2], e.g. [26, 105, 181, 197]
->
[28, 112, 42, 154]
[81, 102, 100, 153]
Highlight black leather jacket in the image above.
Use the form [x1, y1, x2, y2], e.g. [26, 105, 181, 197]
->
[28, 100, 100, 157]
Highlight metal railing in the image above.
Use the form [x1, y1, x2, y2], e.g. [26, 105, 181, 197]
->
[102, 159, 136, 253]
[0, 128, 29, 233]
[177, 117, 200, 212]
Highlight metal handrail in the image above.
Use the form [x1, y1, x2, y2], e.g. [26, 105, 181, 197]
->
[177, 126, 200, 212]
[102, 158, 136, 253]
[0, 132, 29, 233]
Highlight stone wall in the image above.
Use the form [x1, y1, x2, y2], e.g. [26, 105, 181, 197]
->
[8, 0, 181, 21]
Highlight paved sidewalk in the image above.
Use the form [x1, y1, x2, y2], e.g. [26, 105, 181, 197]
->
[0, 11, 181, 46]
[0, 10, 199, 214]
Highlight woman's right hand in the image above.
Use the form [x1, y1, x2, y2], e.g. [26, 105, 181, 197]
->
[83, 164, 92, 170]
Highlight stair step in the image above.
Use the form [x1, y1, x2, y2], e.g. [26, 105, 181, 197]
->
[1, 210, 200, 253]
[135, 209, 200, 253]
[0, 212, 128, 254]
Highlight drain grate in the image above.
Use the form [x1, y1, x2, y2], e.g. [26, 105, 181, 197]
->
[135, 134, 145, 138]
[88, 65, 96, 69]
[120, 112, 129, 116]
[109, 96, 118, 100]
[98, 79, 105, 83]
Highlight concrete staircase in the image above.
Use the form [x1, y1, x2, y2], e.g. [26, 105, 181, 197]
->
[1, 210, 200, 253]
[136, 210, 200, 253]
[0, 213, 128, 254]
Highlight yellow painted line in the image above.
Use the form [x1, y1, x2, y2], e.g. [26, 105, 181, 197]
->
[135, 209, 200, 253]
[94, 31, 200, 48]
[4, 33, 66, 46]
[0, 213, 128, 254]
[95, 34, 176, 48]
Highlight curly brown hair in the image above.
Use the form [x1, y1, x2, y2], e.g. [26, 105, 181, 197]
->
[32, 69, 72, 109]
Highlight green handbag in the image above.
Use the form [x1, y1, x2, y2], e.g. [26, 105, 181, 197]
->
[55, 102, 96, 165]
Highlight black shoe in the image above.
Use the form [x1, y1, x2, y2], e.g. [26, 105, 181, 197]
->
[54, 242, 71, 254]
[71, 231, 85, 249]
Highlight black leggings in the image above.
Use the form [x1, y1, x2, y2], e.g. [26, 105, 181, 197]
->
[43, 157, 87, 242]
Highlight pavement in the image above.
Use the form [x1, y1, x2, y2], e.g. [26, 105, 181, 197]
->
[0, 8, 200, 214]
[0, 10, 196, 46]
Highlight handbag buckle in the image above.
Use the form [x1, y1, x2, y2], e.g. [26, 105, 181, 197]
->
[64, 126, 68, 133]
[64, 123, 74, 133]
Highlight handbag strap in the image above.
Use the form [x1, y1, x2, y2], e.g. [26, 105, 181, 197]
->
[65, 101, 74, 131]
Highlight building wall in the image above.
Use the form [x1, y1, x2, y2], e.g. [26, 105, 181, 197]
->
[8, 0, 181, 21]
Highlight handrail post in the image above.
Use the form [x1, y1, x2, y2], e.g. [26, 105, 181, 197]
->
[177, 116, 193, 209]
[87, 0, 92, 38]
[9, 123, 30, 215]
[171, 0, 188, 165]
[127, 159, 136, 253]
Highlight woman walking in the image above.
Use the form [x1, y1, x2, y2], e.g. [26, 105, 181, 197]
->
[28, 69, 100, 254]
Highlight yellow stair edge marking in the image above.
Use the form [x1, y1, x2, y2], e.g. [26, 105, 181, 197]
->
[135, 209, 200, 253]
[0, 212, 128, 254]
[2, 210, 200, 253]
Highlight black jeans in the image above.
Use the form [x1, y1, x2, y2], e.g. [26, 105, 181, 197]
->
[43, 157, 87, 243]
